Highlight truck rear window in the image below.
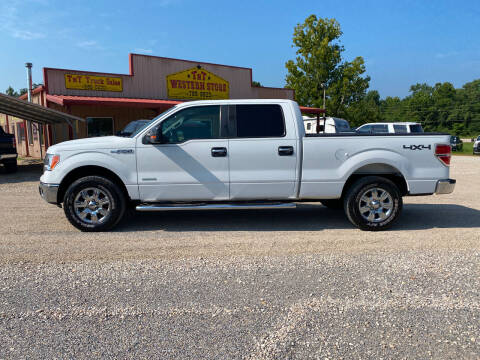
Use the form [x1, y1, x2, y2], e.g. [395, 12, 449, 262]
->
[236, 105, 285, 138]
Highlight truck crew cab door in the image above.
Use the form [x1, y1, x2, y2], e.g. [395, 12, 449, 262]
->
[136, 105, 229, 202]
[228, 104, 298, 200]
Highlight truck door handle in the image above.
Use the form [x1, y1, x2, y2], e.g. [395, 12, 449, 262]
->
[211, 147, 227, 157]
[278, 146, 294, 156]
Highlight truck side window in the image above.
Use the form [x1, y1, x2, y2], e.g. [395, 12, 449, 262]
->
[357, 125, 371, 134]
[393, 124, 408, 134]
[371, 124, 389, 133]
[409, 124, 423, 133]
[160, 106, 220, 143]
[236, 104, 285, 138]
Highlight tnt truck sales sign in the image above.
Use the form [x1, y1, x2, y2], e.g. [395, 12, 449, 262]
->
[167, 68, 229, 100]
[64, 74, 123, 92]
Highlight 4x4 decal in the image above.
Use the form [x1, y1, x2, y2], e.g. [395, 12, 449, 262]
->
[403, 145, 432, 150]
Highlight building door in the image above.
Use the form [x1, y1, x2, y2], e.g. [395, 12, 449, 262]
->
[136, 105, 229, 202]
[228, 104, 298, 200]
[87, 117, 114, 137]
[16, 122, 26, 156]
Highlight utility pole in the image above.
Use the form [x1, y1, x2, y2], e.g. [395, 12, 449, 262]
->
[321, 83, 326, 112]
[25, 63, 33, 102]
[25, 62, 43, 158]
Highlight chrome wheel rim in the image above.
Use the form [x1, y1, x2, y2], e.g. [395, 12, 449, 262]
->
[358, 187, 393, 223]
[73, 187, 111, 224]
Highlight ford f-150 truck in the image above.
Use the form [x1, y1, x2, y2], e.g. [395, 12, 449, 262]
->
[0, 125, 18, 173]
[39, 99, 455, 232]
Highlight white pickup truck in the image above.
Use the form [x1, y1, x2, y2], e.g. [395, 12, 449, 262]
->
[39, 99, 455, 232]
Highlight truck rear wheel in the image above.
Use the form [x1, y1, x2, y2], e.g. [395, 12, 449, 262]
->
[4, 161, 17, 173]
[343, 176, 402, 231]
[63, 176, 126, 232]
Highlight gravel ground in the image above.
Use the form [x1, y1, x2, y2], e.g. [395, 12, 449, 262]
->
[0, 156, 479, 359]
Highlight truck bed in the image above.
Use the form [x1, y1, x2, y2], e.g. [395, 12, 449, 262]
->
[300, 132, 451, 199]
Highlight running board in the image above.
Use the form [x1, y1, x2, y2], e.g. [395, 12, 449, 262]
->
[136, 202, 297, 212]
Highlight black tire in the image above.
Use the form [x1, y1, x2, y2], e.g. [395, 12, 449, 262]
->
[4, 161, 17, 173]
[320, 199, 343, 209]
[63, 176, 126, 232]
[343, 176, 402, 231]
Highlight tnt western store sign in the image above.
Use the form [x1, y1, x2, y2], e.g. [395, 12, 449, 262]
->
[167, 68, 229, 100]
[3, 54, 320, 158]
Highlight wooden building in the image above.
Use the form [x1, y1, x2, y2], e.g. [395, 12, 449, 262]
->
[0, 53, 322, 158]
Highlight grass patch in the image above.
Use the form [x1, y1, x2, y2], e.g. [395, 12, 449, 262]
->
[452, 142, 475, 156]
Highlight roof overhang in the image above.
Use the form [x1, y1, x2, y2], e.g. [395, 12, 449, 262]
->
[299, 106, 325, 114]
[46, 95, 325, 115]
[0, 93, 84, 125]
[47, 95, 182, 110]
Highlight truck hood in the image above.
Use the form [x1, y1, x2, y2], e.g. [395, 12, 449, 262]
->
[47, 136, 136, 153]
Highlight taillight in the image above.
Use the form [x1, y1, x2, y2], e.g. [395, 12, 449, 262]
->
[435, 144, 451, 166]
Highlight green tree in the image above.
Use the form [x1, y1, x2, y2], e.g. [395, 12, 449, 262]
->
[4, 84, 42, 97]
[252, 81, 262, 87]
[346, 90, 382, 127]
[377, 79, 480, 137]
[5, 86, 19, 97]
[285, 15, 370, 117]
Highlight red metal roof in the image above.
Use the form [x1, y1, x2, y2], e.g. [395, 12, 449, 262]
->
[46, 94, 325, 114]
[299, 106, 325, 114]
[18, 85, 45, 100]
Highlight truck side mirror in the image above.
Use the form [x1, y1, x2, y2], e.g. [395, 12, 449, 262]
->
[142, 128, 163, 145]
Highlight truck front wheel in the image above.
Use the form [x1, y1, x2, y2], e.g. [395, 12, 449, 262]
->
[343, 176, 402, 231]
[63, 176, 126, 232]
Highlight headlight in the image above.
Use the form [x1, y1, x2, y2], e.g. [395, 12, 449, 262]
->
[43, 154, 60, 171]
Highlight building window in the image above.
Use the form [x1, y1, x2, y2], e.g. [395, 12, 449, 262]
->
[236, 104, 285, 138]
[306, 123, 312, 130]
[87, 117, 114, 137]
[17, 122, 25, 141]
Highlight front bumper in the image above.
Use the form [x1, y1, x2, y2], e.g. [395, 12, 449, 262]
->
[39, 182, 59, 204]
[435, 179, 456, 195]
[0, 153, 17, 161]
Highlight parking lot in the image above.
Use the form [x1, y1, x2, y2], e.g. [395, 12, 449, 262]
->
[1, 156, 479, 358]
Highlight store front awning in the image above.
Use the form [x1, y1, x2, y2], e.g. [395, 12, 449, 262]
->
[46, 95, 325, 114]
[46, 95, 182, 110]
[0, 93, 84, 125]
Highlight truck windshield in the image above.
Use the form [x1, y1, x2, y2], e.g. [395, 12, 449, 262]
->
[335, 120, 351, 132]
[129, 107, 178, 138]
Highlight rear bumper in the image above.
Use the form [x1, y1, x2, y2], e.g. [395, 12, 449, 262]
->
[0, 153, 17, 161]
[435, 179, 456, 195]
[39, 182, 59, 204]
